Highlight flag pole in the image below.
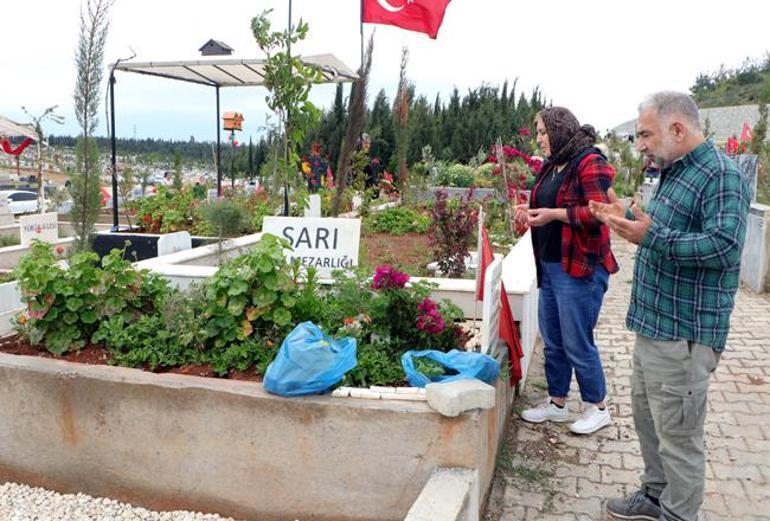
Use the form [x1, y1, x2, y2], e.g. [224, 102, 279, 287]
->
[360, 0, 365, 69]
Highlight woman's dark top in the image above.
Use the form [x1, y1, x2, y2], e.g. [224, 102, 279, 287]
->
[531, 166, 563, 262]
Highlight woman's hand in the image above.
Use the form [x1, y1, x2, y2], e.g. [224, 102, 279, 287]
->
[527, 208, 556, 227]
[514, 204, 529, 227]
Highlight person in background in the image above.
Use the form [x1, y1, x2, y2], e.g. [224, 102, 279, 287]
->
[307, 142, 328, 193]
[514, 106, 619, 435]
[590, 91, 751, 521]
[643, 155, 661, 182]
[359, 133, 380, 198]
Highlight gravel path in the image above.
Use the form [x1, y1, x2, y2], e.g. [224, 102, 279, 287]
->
[0, 482, 236, 521]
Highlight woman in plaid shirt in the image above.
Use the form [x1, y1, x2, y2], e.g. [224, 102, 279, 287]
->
[516, 107, 619, 435]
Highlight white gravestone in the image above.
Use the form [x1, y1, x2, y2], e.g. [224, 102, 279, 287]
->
[304, 194, 322, 218]
[157, 231, 192, 257]
[19, 212, 58, 247]
[0, 198, 13, 226]
[262, 216, 361, 278]
[480, 258, 503, 355]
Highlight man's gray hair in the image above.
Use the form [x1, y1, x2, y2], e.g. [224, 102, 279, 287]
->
[638, 91, 701, 131]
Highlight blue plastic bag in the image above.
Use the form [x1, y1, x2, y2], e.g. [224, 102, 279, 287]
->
[263, 322, 357, 397]
[401, 349, 500, 388]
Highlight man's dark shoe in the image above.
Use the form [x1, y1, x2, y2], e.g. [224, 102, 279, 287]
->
[607, 490, 662, 520]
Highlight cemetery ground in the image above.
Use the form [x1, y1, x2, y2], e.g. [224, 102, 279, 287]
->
[485, 235, 770, 521]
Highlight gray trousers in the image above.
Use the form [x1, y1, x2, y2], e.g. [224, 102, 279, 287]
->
[632, 335, 720, 521]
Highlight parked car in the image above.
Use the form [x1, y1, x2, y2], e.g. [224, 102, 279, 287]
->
[0, 190, 41, 214]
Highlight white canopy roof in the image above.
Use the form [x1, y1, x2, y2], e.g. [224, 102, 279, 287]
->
[0, 116, 37, 141]
[114, 53, 358, 87]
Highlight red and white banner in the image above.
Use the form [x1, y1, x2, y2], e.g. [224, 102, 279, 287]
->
[362, 0, 451, 39]
[476, 223, 524, 385]
[0, 137, 33, 157]
[740, 121, 753, 143]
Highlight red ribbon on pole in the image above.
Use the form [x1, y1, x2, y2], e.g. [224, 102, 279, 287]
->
[0, 137, 34, 156]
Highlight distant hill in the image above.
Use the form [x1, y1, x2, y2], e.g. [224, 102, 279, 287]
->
[691, 55, 770, 108]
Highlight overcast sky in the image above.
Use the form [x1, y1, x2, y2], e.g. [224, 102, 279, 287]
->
[2, 0, 769, 143]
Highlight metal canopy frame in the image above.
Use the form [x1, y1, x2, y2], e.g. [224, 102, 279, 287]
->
[108, 54, 357, 229]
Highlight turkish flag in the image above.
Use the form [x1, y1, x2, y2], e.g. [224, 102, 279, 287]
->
[500, 280, 524, 385]
[740, 121, 753, 143]
[476, 224, 524, 385]
[475, 225, 495, 301]
[362, 0, 451, 39]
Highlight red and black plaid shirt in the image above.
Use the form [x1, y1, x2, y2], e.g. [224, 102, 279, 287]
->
[530, 151, 619, 284]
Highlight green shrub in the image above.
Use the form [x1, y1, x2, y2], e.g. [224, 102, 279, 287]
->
[366, 206, 430, 235]
[15, 242, 168, 354]
[435, 163, 474, 187]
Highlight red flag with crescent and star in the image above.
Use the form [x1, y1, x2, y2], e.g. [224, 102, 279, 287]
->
[362, 0, 451, 39]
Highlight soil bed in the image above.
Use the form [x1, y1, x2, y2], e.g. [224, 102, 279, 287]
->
[0, 335, 262, 382]
[359, 231, 433, 276]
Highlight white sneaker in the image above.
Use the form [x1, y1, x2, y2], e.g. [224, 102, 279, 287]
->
[520, 398, 570, 423]
[569, 404, 611, 434]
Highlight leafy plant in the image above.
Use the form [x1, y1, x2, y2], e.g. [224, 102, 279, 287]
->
[435, 163, 474, 187]
[251, 9, 322, 211]
[130, 186, 198, 233]
[429, 189, 479, 278]
[366, 206, 430, 235]
[202, 234, 298, 351]
[15, 242, 166, 354]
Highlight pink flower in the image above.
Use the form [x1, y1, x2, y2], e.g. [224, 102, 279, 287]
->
[371, 265, 410, 290]
[416, 298, 445, 334]
[519, 127, 532, 137]
[418, 298, 438, 314]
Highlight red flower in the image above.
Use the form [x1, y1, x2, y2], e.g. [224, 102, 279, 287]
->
[142, 214, 152, 223]
[518, 127, 532, 137]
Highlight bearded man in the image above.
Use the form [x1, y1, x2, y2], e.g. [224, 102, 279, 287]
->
[591, 91, 751, 521]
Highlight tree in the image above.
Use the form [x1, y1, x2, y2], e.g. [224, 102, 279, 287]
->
[21, 106, 64, 212]
[333, 34, 374, 215]
[71, 0, 113, 252]
[251, 9, 322, 211]
[173, 149, 183, 189]
[393, 47, 411, 196]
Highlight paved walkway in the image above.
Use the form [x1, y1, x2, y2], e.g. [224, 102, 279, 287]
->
[487, 236, 770, 521]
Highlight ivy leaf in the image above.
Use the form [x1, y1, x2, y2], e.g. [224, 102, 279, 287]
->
[241, 320, 254, 338]
[227, 297, 247, 316]
[66, 298, 83, 312]
[257, 256, 274, 273]
[271, 307, 291, 326]
[228, 279, 249, 296]
[252, 288, 277, 307]
[80, 310, 98, 324]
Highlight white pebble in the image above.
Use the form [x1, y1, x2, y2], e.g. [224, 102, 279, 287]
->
[0, 482, 237, 521]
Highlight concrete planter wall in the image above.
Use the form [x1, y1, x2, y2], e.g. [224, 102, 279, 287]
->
[412, 187, 531, 203]
[0, 346, 514, 521]
[0, 222, 112, 243]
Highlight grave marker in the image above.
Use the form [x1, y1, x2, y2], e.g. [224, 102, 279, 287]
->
[262, 216, 360, 278]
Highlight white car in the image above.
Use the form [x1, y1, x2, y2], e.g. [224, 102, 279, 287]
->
[0, 190, 41, 214]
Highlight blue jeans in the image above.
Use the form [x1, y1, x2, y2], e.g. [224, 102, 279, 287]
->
[538, 261, 609, 403]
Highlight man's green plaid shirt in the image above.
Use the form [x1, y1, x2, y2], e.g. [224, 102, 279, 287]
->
[627, 140, 751, 351]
